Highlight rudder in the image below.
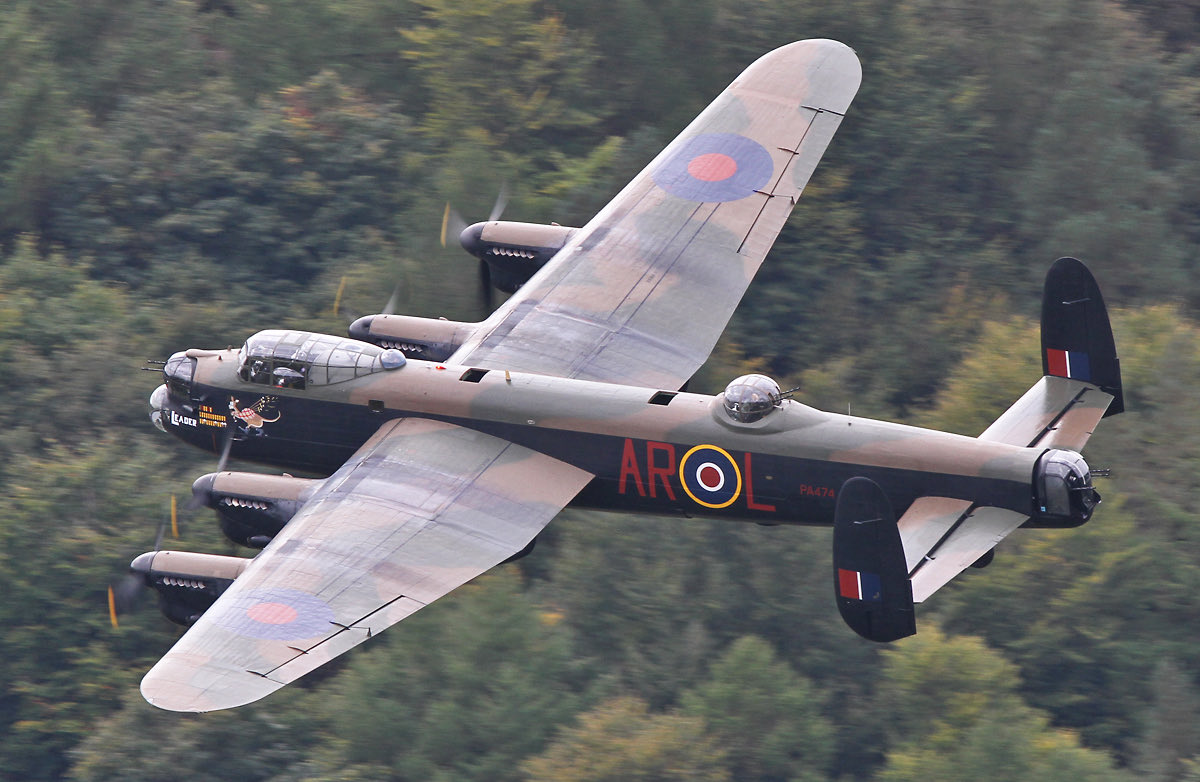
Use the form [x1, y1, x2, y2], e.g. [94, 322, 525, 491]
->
[1041, 257, 1124, 416]
[833, 477, 916, 643]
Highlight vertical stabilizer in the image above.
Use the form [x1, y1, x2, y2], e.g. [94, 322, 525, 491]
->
[1041, 257, 1123, 416]
[833, 477, 916, 642]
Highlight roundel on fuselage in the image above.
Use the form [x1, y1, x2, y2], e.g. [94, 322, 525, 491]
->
[679, 444, 743, 508]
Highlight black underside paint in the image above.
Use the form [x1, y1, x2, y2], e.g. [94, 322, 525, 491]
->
[165, 385, 1034, 527]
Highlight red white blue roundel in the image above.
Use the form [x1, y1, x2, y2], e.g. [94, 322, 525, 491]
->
[652, 133, 775, 202]
[679, 444, 743, 509]
[215, 587, 336, 641]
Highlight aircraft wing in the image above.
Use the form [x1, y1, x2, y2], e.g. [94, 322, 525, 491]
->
[140, 418, 593, 712]
[449, 39, 862, 388]
[898, 377, 1115, 602]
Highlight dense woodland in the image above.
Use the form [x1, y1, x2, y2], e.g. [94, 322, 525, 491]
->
[4, 0, 1200, 779]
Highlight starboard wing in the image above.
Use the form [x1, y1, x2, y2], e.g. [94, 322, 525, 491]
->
[140, 418, 593, 712]
[449, 39, 862, 388]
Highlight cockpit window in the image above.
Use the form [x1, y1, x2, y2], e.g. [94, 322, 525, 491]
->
[238, 330, 389, 388]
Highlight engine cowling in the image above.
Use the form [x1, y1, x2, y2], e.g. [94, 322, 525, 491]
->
[460, 221, 577, 292]
[348, 314, 477, 361]
[130, 550, 249, 626]
[191, 471, 322, 548]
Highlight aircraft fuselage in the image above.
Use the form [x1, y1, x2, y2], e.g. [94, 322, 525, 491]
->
[152, 340, 1051, 528]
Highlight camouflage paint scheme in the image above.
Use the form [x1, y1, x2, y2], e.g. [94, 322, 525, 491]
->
[137, 41, 1119, 711]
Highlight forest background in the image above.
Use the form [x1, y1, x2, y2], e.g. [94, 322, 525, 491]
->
[3, 0, 1200, 779]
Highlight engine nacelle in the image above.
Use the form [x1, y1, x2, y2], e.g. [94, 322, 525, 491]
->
[191, 471, 322, 548]
[348, 314, 477, 361]
[460, 221, 577, 292]
[1031, 448, 1100, 527]
[130, 550, 250, 626]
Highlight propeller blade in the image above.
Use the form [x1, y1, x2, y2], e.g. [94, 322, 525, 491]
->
[487, 181, 510, 222]
[186, 422, 236, 512]
[153, 518, 166, 552]
[215, 422, 235, 474]
[332, 276, 347, 317]
[107, 493, 178, 628]
[382, 282, 402, 316]
[478, 259, 495, 312]
[440, 204, 469, 249]
[108, 586, 119, 629]
[108, 572, 148, 628]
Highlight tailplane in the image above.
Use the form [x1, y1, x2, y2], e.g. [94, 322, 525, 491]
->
[980, 257, 1122, 450]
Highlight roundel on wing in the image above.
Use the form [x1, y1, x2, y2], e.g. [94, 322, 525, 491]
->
[652, 133, 775, 202]
[216, 587, 336, 641]
[679, 444, 743, 509]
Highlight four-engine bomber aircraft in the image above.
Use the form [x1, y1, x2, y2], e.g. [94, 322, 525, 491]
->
[131, 39, 1123, 712]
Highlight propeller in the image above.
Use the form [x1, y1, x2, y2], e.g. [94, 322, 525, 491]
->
[382, 282, 402, 316]
[336, 184, 510, 326]
[215, 420, 234, 474]
[108, 495, 178, 628]
[441, 183, 510, 313]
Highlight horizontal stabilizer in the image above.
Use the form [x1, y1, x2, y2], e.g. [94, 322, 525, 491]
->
[900, 502, 1027, 602]
[833, 477, 916, 642]
[979, 376, 1112, 451]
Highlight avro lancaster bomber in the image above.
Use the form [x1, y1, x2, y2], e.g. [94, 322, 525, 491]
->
[127, 39, 1123, 712]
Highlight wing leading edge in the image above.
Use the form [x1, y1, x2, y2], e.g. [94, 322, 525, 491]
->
[450, 39, 862, 389]
[141, 418, 593, 712]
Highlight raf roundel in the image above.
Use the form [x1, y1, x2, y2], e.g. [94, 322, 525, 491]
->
[652, 133, 775, 202]
[215, 587, 336, 641]
[679, 444, 743, 509]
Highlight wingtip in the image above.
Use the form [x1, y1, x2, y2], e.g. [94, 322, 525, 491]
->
[740, 39, 862, 114]
[140, 656, 282, 713]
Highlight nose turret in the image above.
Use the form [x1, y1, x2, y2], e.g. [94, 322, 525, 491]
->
[149, 351, 197, 432]
[162, 351, 196, 393]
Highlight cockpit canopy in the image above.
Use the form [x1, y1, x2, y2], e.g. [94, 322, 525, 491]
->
[238, 330, 405, 389]
[723, 374, 783, 423]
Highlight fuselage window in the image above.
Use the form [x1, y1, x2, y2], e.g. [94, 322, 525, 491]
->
[240, 359, 309, 389]
[271, 363, 308, 389]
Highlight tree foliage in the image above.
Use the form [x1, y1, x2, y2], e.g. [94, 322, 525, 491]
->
[1, 0, 1200, 779]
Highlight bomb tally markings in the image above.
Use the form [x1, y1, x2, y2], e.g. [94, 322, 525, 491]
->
[617, 438, 777, 512]
[198, 404, 227, 428]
